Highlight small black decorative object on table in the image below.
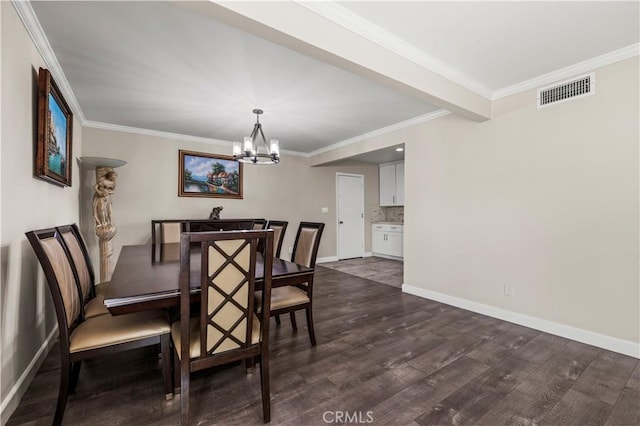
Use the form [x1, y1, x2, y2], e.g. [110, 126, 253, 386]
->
[209, 206, 223, 220]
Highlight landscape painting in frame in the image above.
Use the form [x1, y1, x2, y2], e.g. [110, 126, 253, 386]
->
[36, 68, 73, 187]
[179, 150, 243, 199]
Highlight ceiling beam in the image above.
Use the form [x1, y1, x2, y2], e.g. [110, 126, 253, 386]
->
[176, 1, 491, 122]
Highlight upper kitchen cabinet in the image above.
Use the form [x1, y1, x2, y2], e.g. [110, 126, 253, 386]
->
[379, 161, 404, 206]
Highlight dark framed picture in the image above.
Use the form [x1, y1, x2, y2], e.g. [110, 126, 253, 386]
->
[36, 68, 73, 187]
[178, 150, 243, 199]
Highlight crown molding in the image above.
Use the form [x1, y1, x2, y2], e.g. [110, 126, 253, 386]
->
[82, 120, 309, 157]
[11, 0, 86, 123]
[492, 43, 640, 100]
[310, 109, 451, 157]
[84, 120, 230, 146]
[296, 1, 494, 99]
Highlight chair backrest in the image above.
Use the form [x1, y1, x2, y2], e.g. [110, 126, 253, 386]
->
[179, 230, 273, 362]
[292, 222, 324, 268]
[57, 224, 95, 302]
[266, 220, 288, 258]
[161, 221, 183, 243]
[186, 219, 255, 232]
[151, 220, 186, 244]
[252, 219, 267, 230]
[26, 228, 84, 347]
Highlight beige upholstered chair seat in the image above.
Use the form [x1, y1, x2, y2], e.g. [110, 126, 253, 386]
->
[256, 286, 310, 311]
[171, 316, 261, 360]
[83, 283, 109, 318]
[69, 310, 170, 353]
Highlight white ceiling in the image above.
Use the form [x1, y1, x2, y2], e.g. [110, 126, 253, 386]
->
[336, 1, 640, 93]
[29, 1, 639, 163]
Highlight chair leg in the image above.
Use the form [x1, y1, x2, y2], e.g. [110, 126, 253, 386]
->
[173, 350, 181, 394]
[305, 307, 316, 346]
[259, 353, 271, 423]
[275, 315, 281, 326]
[289, 312, 297, 331]
[54, 360, 71, 426]
[245, 356, 255, 371]
[160, 334, 173, 399]
[69, 361, 82, 394]
[180, 358, 190, 426]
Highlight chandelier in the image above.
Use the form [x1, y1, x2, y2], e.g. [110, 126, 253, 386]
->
[232, 109, 280, 164]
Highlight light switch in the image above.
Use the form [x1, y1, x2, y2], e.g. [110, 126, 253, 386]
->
[321, 207, 329, 213]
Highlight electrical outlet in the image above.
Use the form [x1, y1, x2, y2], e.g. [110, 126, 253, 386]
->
[504, 283, 514, 297]
[321, 207, 329, 213]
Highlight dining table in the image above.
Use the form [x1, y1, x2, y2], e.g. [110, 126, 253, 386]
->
[104, 243, 314, 315]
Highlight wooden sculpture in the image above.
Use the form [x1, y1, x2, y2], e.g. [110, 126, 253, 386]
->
[92, 168, 117, 282]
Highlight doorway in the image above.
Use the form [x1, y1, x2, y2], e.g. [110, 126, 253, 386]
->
[336, 173, 364, 260]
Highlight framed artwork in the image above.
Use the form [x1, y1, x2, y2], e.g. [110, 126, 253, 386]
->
[36, 68, 73, 187]
[178, 150, 243, 199]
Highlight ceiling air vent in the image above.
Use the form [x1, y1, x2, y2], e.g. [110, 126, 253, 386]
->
[537, 73, 595, 109]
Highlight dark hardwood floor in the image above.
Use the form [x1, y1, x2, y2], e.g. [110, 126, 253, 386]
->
[320, 257, 403, 288]
[8, 266, 639, 425]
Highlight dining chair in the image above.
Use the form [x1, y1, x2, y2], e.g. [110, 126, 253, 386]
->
[56, 224, 109, 319]
[160, 220, 184, 243]
[171, 229, 274, 425]
[257, 222, 324, 346]
[26, 228, 173, 426]
[265, 220, 288, 258]
[252, 218, 267, 230]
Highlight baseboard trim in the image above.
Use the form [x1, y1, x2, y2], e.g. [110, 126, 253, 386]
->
[402, 284, 639, 359]
[372, 253, 403, 261]
[317, 253, 373, 263]
[316, 256, 339, 264]
[1, 326, 58, 424]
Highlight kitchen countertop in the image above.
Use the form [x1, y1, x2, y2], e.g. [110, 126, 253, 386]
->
[372, 222, 403, 225]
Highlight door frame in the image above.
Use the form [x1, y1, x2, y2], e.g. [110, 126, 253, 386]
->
[336, 173, 365, 260]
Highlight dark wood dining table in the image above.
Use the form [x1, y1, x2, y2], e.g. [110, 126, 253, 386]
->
[104, 243, 314, 315]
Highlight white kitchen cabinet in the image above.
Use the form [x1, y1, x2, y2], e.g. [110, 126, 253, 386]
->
[379, 162, 404, 206]
[372, 223, 403, 259]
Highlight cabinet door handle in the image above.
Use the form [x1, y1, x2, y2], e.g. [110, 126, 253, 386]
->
[393, 195, 396, 204]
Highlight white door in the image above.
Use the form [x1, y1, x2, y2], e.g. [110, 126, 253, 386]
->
[337, 174, 364, 259]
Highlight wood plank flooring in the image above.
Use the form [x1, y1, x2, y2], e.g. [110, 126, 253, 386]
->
[8, 266, 639, 425]
[320, 257, 403, 288]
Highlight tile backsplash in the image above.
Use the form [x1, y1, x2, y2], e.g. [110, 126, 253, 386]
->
[371, 206, 404, 223]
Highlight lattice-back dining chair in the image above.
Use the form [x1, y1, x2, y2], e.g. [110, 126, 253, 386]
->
[266, 220, 288, 259]
[26, 228, 173, 426]
[56, 224, 109, 319]
[172, 230, 274, 425]
[257, 222, 324, 346]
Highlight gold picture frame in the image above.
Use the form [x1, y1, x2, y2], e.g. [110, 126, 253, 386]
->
[36, 68, 73, 187]
[178, 150, 243, 199]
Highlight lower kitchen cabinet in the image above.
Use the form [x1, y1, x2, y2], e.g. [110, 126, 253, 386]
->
[372, 224, 403, 259]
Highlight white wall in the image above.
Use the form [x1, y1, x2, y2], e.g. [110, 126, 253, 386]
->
[80, 127, 379, 275]
[1, 3, 83, 422]
[403, 58, 639, 354]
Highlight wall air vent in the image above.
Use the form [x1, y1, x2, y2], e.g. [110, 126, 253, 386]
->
[537, 73, 595, 109]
